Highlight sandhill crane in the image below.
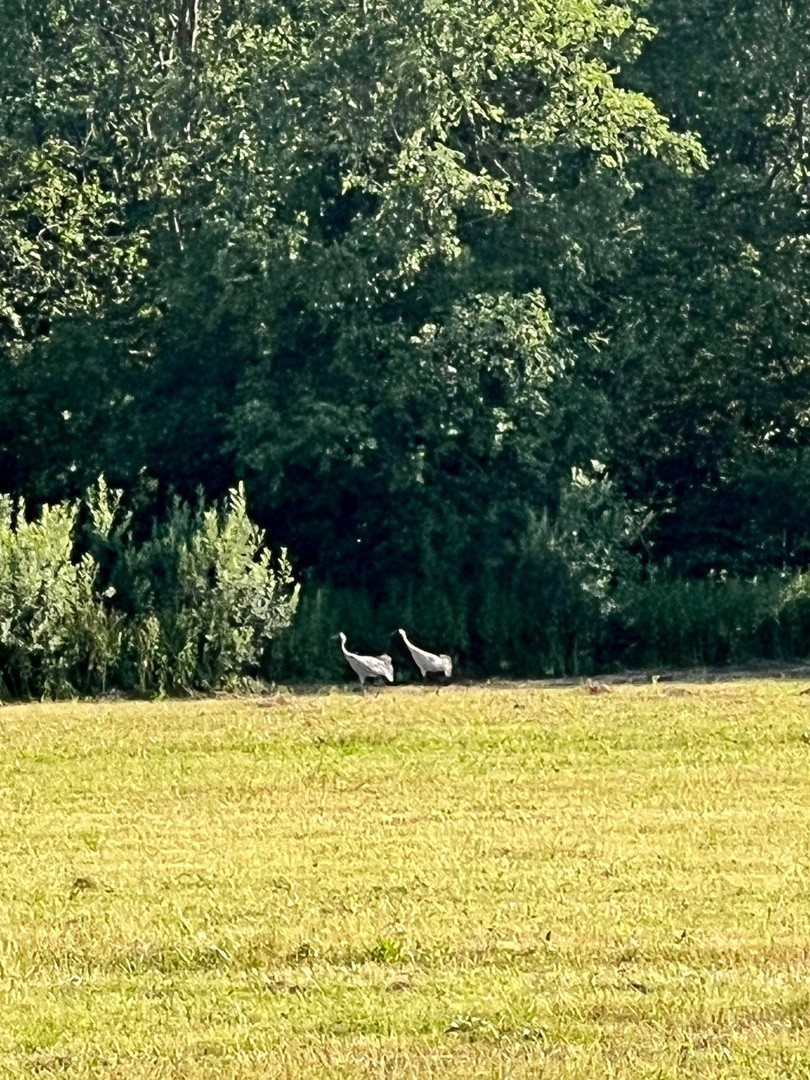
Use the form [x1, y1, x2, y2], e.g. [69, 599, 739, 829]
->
[398, 629, 452, 679]
[339, 632, 394, 688]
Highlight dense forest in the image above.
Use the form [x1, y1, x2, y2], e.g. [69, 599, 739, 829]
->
[0, 0, 808, 690]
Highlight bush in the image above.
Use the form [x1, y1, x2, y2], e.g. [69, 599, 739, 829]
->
[0, 480, 298, 699]
[6, 474, 810, 696]
[614, 573, 787, 668]
[116, 484, 298, 693]
[0, 494, 123, 697]
[271, 569, 810, 683]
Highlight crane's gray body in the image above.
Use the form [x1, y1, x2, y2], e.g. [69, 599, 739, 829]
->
[398, 629, 453, 678]
[339, 632, 394, 686]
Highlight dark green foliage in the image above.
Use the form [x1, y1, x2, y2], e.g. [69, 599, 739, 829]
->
[274, 571, 810, 682]
[591, 0, 810, 573]
[615, 575, 786, 669]
[0, 1, 808, 685]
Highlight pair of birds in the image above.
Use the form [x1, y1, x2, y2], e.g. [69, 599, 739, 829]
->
[339, 629, 452, 687]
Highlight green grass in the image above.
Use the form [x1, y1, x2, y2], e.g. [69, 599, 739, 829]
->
[0, 683, 809, 1077]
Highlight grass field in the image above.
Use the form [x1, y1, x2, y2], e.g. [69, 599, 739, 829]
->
[1, 682, 809, 1078]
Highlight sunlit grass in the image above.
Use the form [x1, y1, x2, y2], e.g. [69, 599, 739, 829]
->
[1, 682, 809, 1077]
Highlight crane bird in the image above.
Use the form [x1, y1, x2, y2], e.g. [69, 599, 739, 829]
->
[338, 632, 394, 688]
[398, 629, 453, 680]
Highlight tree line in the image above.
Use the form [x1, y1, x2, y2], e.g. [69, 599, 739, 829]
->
[0, 0, 808, 687]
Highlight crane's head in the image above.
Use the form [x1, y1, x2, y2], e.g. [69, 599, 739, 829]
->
[338, 631, 347, 646]
[398, 628, 407, 639]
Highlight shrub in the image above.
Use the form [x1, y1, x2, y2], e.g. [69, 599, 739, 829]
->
[0, 494, 122, 697]
[113, 483, 299, 694]
[0, 480, 298, 699]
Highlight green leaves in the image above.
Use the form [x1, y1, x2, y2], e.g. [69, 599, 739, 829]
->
[0, 0, 703, 346]
[0, 138, 140, 348]
[0, 480, 298, 698]
[118, 482, 299, 693]
[10, 0, 783, 673]
[587, 0, 810, 573]
[0, 493, 121, 697]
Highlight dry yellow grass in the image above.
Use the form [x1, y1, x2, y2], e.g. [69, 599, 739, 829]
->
[0, 682, 809, 1077]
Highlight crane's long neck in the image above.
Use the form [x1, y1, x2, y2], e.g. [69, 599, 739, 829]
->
[339, 633, 349, 657]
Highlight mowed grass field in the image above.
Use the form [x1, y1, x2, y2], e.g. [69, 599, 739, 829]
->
[1, 683, 809, 1078]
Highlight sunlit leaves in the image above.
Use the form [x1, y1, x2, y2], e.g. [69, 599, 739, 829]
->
[0, 0, 703, 340]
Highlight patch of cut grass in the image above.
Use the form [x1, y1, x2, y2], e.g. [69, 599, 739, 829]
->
[0, 683, 808, 1076]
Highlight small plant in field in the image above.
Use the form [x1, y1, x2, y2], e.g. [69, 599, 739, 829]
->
[366, 937, 410, 964]
[447, 1014, 503, 1041]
